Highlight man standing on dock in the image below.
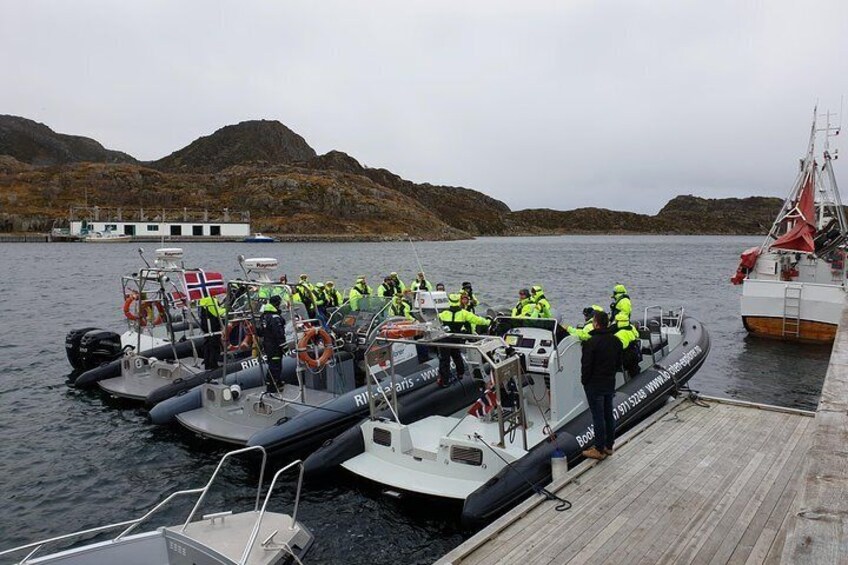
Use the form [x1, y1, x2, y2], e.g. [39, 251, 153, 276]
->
[580, 311, 621, 460]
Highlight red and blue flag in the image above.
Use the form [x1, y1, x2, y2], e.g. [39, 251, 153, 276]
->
[183, 270, 226, 301]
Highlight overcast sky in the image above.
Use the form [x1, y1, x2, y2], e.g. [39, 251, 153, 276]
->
[2, 1, 847, 213]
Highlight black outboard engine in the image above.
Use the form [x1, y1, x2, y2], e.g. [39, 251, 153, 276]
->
[77, 329, 123, 370]
[65, 327, 98, 370]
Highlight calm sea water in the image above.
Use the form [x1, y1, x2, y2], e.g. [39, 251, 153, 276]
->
[0, 236, 832, 564]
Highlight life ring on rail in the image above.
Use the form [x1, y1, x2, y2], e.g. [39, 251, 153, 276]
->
[297, 327, 334, 369]
[379, 320, 421, 340]
[123, 294, 165, 326]
[224, 320, 255, 352]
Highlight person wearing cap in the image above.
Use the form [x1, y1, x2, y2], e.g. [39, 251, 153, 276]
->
[299, 274, 316, 293]
[530, 285, 552, 319]
[511, 289, 538, 318]
[292, 280, 317, 319]
[377, 275, 399, 298]
[390, 272, 407, 293]
[199, 294, 227, 370]
[258, 295, 287, 393]
[349, 276, 372, 310]
[389, 292, 413, 320]
[313, 282, 327, 318]
[566, 305, 605, 341]
[323, 281, 344, 309]
[436, 293, 491, 387]
[610, 284, 632, 321]
[614, 311, 642, 378]
[460, 281, 479, 313]
[410, 272, 433, 292]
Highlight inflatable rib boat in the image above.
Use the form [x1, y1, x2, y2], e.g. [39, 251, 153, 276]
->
[304, 308, 710, 527]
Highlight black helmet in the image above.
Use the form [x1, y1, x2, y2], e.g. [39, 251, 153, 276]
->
[269, 295, 282, 308]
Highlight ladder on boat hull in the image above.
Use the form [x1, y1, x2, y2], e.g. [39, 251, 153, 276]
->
[782, 285, 802, 338]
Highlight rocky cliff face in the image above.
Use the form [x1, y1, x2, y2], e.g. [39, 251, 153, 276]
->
[305, 150, 512, 235]
[0, 115, 785, 238]
[0, 115, 136, 166]
[153, 120, 317, 173]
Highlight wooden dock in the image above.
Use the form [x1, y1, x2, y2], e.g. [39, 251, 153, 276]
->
[780, 304, 848, 564]
[437, 397, 816, 565]
[438, 306, 848, 565]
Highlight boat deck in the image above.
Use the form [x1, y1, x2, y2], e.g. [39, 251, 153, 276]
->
[437, 396, 815, 565]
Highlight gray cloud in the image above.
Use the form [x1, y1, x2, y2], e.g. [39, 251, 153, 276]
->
[2, 0, 846, 213]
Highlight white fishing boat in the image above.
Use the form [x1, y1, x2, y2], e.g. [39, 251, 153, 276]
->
[732, 108, 847, 343]
[0, 447, 313, 565]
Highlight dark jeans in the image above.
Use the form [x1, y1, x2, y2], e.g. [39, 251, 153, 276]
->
[585, 386, 615, 451]
[266, 356, 283, 392]
[203, 336, 221, 370]
[438, 348, 465, 381]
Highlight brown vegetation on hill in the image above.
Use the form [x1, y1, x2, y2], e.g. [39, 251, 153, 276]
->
[0, 115, 785, 238]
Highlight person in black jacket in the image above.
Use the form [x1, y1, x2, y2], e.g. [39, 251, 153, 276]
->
[258, 295, 287, 393]
[580, 311, 622, 460]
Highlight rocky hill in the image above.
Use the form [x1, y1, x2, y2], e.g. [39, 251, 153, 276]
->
[0, 115, 136, 166]
[0, 115, 785, 238]
[153, 120, 317, 173]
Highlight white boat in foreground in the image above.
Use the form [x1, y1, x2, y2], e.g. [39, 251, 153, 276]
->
[0, 447, 313, 565]
[732, 108, 847, 343]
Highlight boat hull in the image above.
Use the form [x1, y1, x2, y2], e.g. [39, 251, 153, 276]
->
[740, 278, 844, 343]
[252, 359, 488, 458]
[742, 315, 837, 343]
[73, 338, 204, 388]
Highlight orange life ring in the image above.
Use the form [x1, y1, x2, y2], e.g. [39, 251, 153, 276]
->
[297, 327, 334, 369]
[379, 320, 421, 340]
[123, 294, 165, 326]
[224, 320, 255, 352]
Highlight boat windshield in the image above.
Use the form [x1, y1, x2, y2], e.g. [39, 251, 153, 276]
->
[228, 283, 292, 314]
[489, 315, 562, 341]
[328, 296, 391, 331]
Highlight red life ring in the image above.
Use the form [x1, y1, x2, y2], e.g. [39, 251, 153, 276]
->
[123, 294, 165, 326]
[297, 327, 334, 369]
[379, 320, 421, 340]
[224, 320, 255, 352]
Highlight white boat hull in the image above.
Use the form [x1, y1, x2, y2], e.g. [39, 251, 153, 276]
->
[740, 279, 844, 342]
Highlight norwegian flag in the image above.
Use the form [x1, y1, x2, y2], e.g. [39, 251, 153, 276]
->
[468, 388, 499, 418]
[184, 270, 226, 301]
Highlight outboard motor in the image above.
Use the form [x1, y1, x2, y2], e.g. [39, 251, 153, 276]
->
[78, 329, 123, 370]
[65, 327, 98, 370]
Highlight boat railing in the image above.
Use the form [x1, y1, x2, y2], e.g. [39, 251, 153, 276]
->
[0, 446, 270, 564]
[642, 305, 684, 330]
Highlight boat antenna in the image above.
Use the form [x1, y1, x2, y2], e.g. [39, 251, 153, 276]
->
[406, 233, 425, 277]
[137, 247, 151, 268]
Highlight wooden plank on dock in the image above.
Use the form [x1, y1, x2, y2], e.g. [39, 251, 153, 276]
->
[437, 398, 814, 565]
[780, 304, 848, 564]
